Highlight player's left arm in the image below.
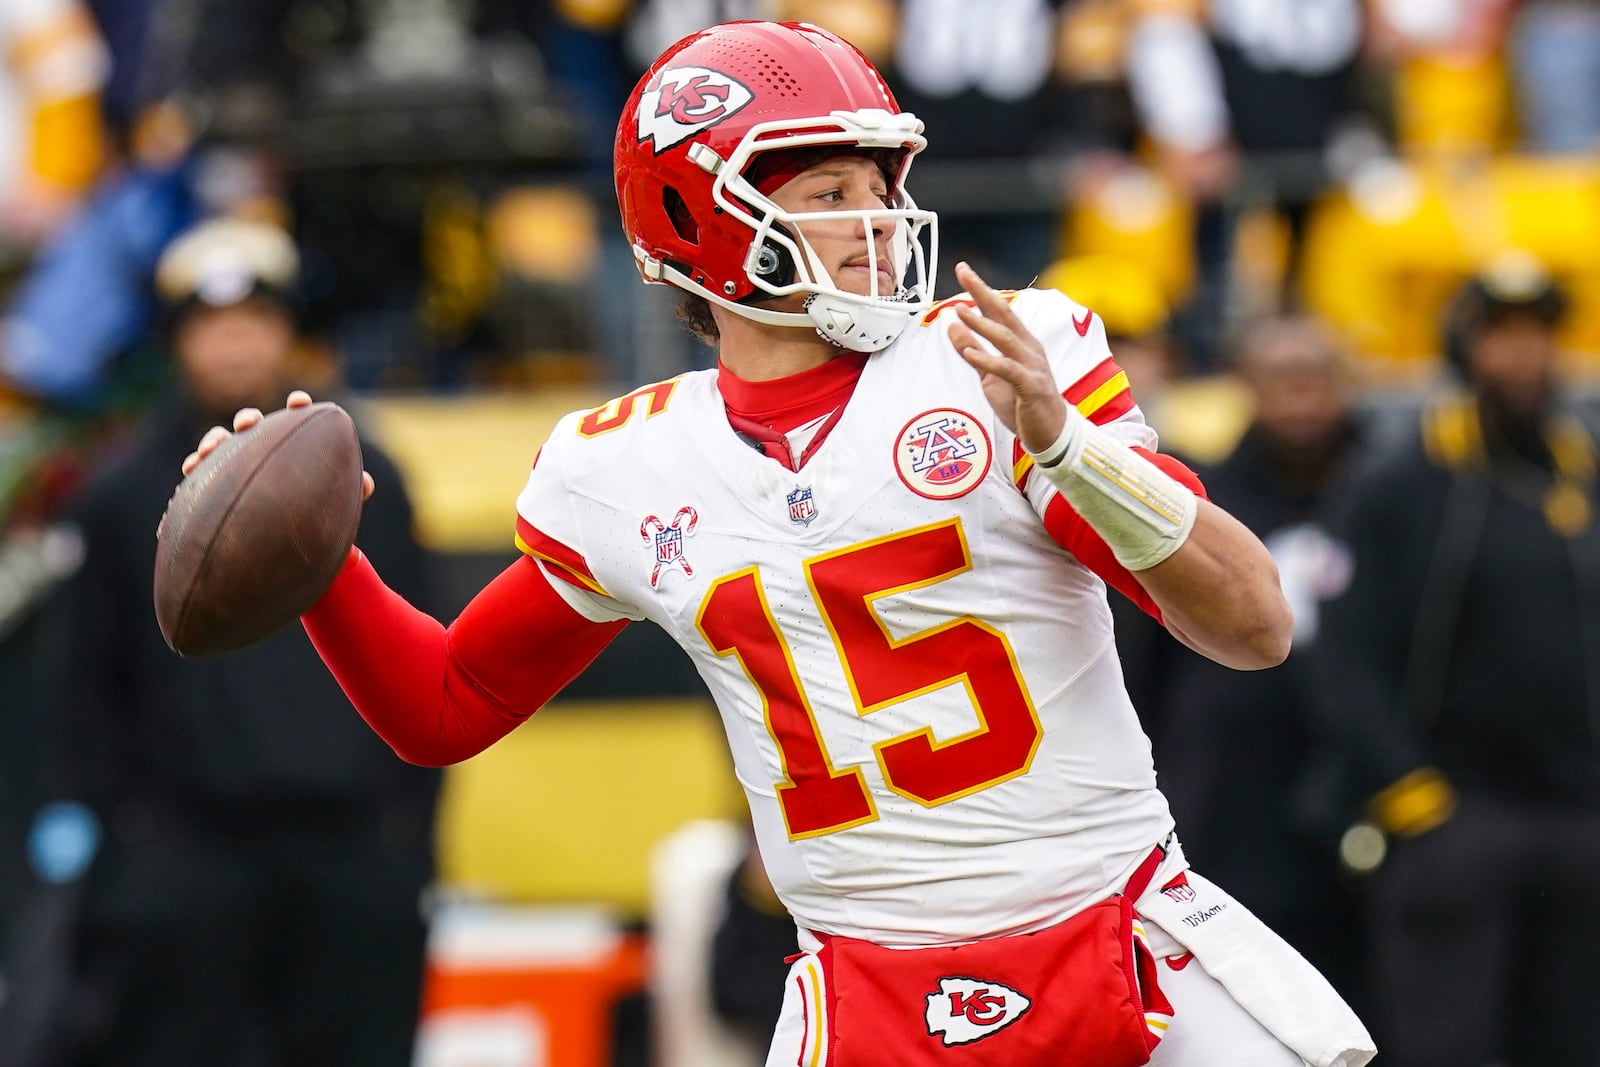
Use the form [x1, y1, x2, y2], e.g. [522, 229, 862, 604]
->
[948, 262, 1291, 670]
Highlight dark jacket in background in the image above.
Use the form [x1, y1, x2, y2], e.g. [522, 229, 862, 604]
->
[33, 394, 440, 1067]
[41, 395, 438, 816]
[1317, 399, 1600, 808]
[1315, 397, 1600, 1066]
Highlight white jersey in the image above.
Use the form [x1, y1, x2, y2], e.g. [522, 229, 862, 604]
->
[516, 288, 1175, 945]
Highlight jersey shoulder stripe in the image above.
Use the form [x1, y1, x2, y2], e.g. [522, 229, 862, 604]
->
[1064, 356, 1135, 425]
[514, 514, 611, 597]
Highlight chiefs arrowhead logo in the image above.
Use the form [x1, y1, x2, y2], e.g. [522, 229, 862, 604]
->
[637, 66, 753, 154]
[924, 976, 1031, 1047]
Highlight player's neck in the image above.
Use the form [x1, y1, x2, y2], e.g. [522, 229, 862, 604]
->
[715, 314, 844, 382]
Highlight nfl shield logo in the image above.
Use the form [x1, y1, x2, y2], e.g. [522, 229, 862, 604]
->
[654, 526, 682, 563]
[787, 486, 817, 526]
[1160, 873, 1197, 903]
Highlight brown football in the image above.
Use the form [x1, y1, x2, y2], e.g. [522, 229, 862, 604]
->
[153, 402, 364, 656]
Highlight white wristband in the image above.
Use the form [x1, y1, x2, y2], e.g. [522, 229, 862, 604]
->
[1027, 409, 1198, 571]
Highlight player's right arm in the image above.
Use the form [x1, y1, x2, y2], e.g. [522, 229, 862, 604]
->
[948, 263, 1291, 670]
[187, 393, 627, 766]
[300, 550, 625, 765]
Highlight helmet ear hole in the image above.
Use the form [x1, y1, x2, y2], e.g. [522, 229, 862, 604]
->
[752, 243, 781, 275]
[752, 239, 796, 285]
[663, 186, 699, 245]
[745, 232, 797, 296]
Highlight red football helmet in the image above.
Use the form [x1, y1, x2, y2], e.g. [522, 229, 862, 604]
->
[615, 21, 938, 352]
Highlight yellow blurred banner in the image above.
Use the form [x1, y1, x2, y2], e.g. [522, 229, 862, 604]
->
[434, 698, 745, 917]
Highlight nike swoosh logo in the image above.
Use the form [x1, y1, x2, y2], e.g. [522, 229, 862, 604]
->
[1073, 309, 1093, 336]
[1166, 952, 1195, 971]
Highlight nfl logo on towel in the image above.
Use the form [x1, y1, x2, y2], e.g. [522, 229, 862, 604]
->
[787, 486, 817, 526]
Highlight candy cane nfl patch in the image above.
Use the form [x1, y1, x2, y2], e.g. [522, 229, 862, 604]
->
[640, 506, 698, 588]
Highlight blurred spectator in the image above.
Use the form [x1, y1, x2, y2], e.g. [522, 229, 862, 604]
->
[0, 487, 91, 1056]
[1316, 251, 1600, 1066]
[22, 218, 439, 1066]
[1508, 0, 1600, 153]
[0, 0, 108, 251]
[77, 0, 162, 149]
[884, 0, 1082, 292]
[1368, 0, 1519, 157]
[1124, 0, 1381, 363]
[0, 158, 195, 406]
[1151, 316, 1367, 1006]
[1366, 0, 1600, 156]
[525, 0, 781, 387]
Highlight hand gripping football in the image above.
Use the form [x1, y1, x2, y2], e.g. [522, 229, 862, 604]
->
[153, 402, 364, 656]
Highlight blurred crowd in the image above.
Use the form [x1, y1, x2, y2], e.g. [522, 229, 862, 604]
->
[0, 1, 1598, 1065]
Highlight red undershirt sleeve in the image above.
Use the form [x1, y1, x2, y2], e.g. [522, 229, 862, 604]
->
[1038, 447, 1208, 624]
[301, 549, 626, 766]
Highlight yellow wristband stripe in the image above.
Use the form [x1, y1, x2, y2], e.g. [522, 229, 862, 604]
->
[1080, 448, 1187, 526]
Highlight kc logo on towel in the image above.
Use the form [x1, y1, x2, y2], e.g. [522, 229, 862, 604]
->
[924, 976, 1031, 1046]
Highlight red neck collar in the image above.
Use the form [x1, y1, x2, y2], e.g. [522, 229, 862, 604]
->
[717, 352, 869, 425]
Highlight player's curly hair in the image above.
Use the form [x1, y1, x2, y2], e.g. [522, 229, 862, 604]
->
[676, 293, 720, 347]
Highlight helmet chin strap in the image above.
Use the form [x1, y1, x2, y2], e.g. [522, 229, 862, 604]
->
[638, 248, 916, 353]
[793, 234, 913, 352]
[803, 291, 916, 352]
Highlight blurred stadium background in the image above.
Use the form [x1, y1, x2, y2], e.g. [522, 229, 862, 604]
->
[1, 0, 1597, 1064]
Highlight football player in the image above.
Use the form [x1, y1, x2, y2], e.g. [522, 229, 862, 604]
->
[186, 20, 1372, 1067]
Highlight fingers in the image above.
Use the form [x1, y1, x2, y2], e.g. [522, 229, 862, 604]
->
[950, 306, 1037, 393]
[945, 316, 986, 358]
[954, 261, 1023, 327]
[954, 303, 1021, 357]
[954, 338, 1010, 378]
[949, 261, 1039, 374]
[197, 424, 231, 458]
[180, 424, 232, 475]
[948, 318, 1006, 371]
[181, 395, 319, 478]
[201, 424, 231, 450]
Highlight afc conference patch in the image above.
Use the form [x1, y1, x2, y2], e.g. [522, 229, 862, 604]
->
[894, 408, 992, 500]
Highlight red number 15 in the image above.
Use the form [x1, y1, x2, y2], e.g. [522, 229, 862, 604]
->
[695, 519, 1043, 839]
